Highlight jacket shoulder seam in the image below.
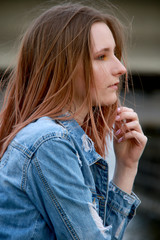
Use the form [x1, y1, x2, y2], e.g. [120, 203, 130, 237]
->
[11, 131, 73, 159]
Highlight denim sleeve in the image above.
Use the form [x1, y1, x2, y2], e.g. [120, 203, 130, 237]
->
[105, 181, 141, 239]
[27, 136, 113, 240]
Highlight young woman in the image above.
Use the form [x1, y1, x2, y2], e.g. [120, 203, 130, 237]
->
[0, 3, 147, 239]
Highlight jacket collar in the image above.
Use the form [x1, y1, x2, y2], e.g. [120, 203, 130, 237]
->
[58, 118, 103, 166]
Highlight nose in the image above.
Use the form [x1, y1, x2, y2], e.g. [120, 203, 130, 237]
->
[112, 57, 127, 77]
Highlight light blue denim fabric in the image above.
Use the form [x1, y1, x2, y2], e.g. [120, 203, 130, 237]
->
[0, 117, 140, 240]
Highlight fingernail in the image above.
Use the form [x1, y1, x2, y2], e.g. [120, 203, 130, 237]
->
[115, 115, 120, 121]
[118, 137, 123, 143]
[115, 129, 121, 135]
[117, 107, 121, 113]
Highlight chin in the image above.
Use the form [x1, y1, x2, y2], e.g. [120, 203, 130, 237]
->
[102, 96, 118, 106]
[92, 93, 118, 107]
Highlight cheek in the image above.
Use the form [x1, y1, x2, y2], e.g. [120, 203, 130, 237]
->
[92, 62, 109, 84]
[92, 66, 108, 91]
[91, 64, 118, 106]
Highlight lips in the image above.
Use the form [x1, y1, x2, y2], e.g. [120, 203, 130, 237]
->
[108, 82, 119, 88]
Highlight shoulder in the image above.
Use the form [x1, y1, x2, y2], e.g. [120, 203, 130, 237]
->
[12, 117, 72, 156]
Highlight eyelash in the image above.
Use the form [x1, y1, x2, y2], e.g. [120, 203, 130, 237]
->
[97, 55, 107, 61]
[97, 49, 117, 61]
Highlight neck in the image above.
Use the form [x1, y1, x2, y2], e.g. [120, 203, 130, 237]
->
[74, 109, 88, 125]
[64, 104, 89, 126]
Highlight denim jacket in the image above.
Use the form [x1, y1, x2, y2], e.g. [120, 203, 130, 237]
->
[0, 117, 140, 240]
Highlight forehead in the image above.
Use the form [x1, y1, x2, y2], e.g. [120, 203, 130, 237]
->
[90, 22, 115, 52]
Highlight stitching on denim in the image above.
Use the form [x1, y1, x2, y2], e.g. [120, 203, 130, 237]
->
[11, 141, 33, 158]
[89, 156, 103, 166]
[107, 201, 129, 218]
[11, 132, 72, 159]
[31, 133, 71, 154]
[109, 181, 136, 203]
[95, 161, 106, 169]
[21, 157, 32, 191]
[99, 199, 106, 206]
[33, 157, 80, 240]
[89, 188, 105, 201]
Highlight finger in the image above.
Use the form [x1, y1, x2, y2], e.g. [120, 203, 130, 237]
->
[119, 130, 147, 146]
[117, 107, 134, 113]
[115, 119, 143, 138]
[115, 120, 143, 136]
[114, 119, 125, 132]
[114, 122, 139, 142]
[116, 111, 138, 122]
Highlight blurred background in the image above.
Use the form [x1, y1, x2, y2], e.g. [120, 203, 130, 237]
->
[0, 0, 160, 239]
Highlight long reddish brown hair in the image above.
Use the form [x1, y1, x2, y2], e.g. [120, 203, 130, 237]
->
[0, 3, 127, 158]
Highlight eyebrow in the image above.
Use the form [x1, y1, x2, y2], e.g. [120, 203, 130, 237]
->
[94, 46, 116, 54]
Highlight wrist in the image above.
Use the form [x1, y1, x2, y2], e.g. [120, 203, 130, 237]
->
[116, 155, 139, 170]
[113, 165, 138, 194]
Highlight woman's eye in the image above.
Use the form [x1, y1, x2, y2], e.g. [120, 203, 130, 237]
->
[97, 55, 107, 61]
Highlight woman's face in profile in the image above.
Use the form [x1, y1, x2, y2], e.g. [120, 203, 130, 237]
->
[74, 22, 126, 108]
